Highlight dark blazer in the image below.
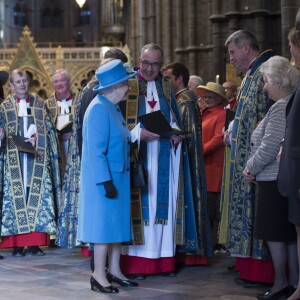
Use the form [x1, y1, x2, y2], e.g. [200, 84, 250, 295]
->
[277, 86, 300, 200]
[77, 82, 98, 156]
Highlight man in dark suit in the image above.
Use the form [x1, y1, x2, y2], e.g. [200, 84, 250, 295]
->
[277, 10, 300, 300]
[277, 83, 300, 300]
[0, 70, 8, 103]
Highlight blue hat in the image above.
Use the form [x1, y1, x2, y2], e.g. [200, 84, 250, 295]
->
[93, 59, 137, 91]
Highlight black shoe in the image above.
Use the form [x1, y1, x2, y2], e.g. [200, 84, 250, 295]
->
[107, 272, 139, 287]
[12, 247, 25, 257]
[214, 244, 227, 254]
[227, 265, 236, 271]
[244, 281, 271, 288]
[256, 286, 292, 299]
[27, 246, 45, 256]
[234, 277, 271, 288]
[286, 286, 298, 298]
[0, 255, 4, 260]
[90, 277, 119, 293]
[49, 239, 58, 248]
[161, 272, 176, 277]
[234, 277, 244, 285]
[127, 274, 146, 280]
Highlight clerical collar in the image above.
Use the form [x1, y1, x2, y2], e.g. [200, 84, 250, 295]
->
[248, 56, 258, 70]
[16, 95, 30, 103]
[56, 94, 73, 102]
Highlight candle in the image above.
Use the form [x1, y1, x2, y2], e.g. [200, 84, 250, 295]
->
[216, 75, 219, 84]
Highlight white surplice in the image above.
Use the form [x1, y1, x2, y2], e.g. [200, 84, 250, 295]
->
[56, 98, 73, 164]
[123, 81, 181, 259]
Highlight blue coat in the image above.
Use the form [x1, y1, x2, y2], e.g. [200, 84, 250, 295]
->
[77, 95, 131, 243]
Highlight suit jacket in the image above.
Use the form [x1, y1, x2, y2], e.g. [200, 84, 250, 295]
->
[278, 86, 300, 199]
[247, 94, 291, 181]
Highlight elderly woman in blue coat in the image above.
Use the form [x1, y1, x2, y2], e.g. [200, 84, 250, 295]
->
[77, 59, 137, 294]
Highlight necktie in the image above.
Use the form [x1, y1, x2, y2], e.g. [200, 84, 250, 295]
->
[57, 95, 73, 115]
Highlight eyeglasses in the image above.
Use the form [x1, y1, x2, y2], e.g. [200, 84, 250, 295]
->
[140, 60, 161, 69]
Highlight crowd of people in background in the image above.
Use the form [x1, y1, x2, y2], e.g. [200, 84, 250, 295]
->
[0, 9, 299, 299]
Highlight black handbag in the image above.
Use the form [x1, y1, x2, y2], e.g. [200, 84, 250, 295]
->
[130, 152, 147, 188]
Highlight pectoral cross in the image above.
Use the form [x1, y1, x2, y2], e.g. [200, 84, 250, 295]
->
[147, 98, 157, 112]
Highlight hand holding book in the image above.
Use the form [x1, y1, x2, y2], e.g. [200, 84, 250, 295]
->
[140, 128, 160, 142]
[12, 135, 37, 155]
[138, 110, 190, 139]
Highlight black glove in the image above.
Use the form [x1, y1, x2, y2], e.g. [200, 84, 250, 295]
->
[103, 180, 117, 199]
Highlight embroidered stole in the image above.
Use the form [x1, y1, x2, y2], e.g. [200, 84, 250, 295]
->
[230, 49, 274, 172]
[125, 76, 184, 245]
[3, 94, 46, 233]
[125, 78, 144, 244]
[138, 92, 171, 225]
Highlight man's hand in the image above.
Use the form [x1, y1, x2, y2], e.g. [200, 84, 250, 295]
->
[140, 128, 160, 142]
[277, 145, 283, 162]
[0, 128, 5, 140]
[25, 136, 37, 147]
[170, 134, 184, 145]
[242, 168, 255, 183]
[223, 129, 232, 147]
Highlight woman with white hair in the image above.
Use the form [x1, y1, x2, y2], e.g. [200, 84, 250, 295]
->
[243, 56, 300, 300]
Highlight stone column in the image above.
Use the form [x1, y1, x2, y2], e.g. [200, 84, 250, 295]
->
[140, 0, 146, 46]
[129, 0, 142, 65]
[253, 11, 268, 51]
[155, 0, 162, 46]
[174, 0, 184, 62]
[210, 0, 225, 83]
[226, 0, 240, 33]
[162, 0, 172, 62]
[187, 0, 197, 74]
[281, 0, 299, 58]
[147, 0, 156, 42]
[90, 0, 100, 46]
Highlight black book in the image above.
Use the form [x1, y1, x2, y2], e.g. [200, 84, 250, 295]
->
[138, 110, 188, 138]
[57, 121, 73, 135]
[12, 135, 37, 155]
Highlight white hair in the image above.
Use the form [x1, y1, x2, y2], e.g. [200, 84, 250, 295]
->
[188, 75, 204, 89]
[260, 56, 299, 93]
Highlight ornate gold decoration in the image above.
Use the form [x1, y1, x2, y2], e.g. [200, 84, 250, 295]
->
[0, 27, 131, 99]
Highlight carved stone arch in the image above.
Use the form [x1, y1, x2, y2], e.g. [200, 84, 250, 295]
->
[20, 66, 54, 99]
[71, 66, 97, 91]
[8, 26, 53, 98]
